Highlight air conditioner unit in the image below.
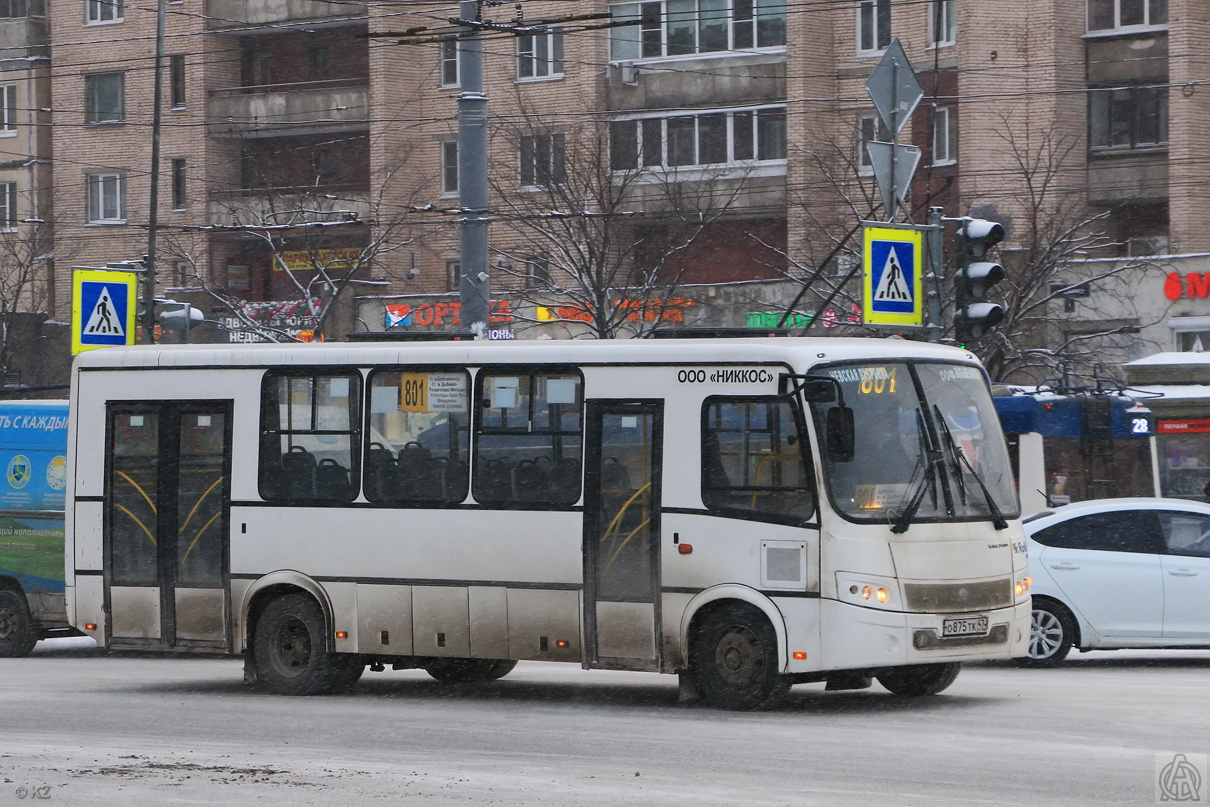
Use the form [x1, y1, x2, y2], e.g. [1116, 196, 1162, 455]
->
[1127, 236, 1167, 257]
[608, 63, 639, 86]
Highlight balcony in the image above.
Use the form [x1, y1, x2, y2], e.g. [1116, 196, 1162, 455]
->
[0, 15, 47, 62]
[208, 189, 370, 229]
[208, 81, 368, 137]
[205, 0, 366, 30]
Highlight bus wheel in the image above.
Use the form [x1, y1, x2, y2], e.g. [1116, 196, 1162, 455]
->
[0, 590, 38, 658]
[692, 603, 790, 710]
[423, 658, 518, 683]
[1020, 599, 1076, 667]
[252, 593, 360, 695]
[876, 663, 962, 696]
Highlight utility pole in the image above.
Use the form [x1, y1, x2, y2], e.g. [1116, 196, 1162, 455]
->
[456, 0, 491, 338]
[142, 0, 167, 344]
[925, 206, 943, 342]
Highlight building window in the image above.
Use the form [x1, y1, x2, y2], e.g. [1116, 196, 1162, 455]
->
[517, 27, 564, 80]
[932, 106, 956, 165]
[172, 158, 186, 210]
[1088, 0, 1167, 33]
[520, 132, 565, 188]
[86, 173, 126, 223]
[610, 106, 786, 171]
[610, 0, 785, 61]
[86, 0, 122, 23]
[309, 45, 331, 80]
[446, 260, 461, 291]
[526, 256, 552, 288]
[858, 0, 891, 54]
[930, 0, 955, 46]
[440, 37, 459, 87]
[170, 55, 185, 108]
[0, 84, 15, 134]
[1089, 85, 1168, 151]
[442, 140, 458, 195]
[0, 0, 47, 16]
[0, 182, 17, 231]
[85, 72, 124, 123]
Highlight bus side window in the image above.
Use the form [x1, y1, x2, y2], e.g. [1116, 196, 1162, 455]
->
[701, 397, 815, 523]
[364, 369, 471, 505]
[259, 370, 361, 503]
[473, 370, 583, 507]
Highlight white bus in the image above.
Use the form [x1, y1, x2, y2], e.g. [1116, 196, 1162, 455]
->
[66, 338, 1030, 709]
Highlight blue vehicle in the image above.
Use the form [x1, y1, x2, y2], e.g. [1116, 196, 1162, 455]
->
[0, 400, 75, 656]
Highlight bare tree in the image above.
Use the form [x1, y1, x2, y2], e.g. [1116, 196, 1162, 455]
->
[0, 211, 66, 385]
[488, 110, 750, 338]
[963, 123, 1169, 384]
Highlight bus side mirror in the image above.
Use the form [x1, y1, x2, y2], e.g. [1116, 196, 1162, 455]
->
[799, 380, 837, 403]
[826, 407, 855, 462]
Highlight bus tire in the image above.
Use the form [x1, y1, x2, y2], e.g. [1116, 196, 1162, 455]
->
[876, 662, 962, 696]
[691, 602, 790, 710]
[1020, 598, 1076, 667]
[0, 589, 38, 658]
[252, 593, 360, 695]
[423, 658, 517, 683]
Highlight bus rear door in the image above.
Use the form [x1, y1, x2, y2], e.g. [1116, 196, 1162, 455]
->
[105, 403, 232, 649]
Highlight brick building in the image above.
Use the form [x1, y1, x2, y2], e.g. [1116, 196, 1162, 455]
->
[37, 1, 1210, 351]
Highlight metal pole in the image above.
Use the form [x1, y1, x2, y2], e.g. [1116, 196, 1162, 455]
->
[143, 0, 167, 344]
[925, 206, 943, 343]
[457, 0, 490, 338]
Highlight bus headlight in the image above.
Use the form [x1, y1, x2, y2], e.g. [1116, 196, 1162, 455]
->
[837, 573, 900, 610]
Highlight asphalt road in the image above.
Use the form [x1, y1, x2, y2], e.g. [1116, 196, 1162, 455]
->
[1, 638, 1207, 806]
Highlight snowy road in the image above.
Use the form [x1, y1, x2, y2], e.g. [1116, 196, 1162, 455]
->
[1, 638, 1206, 806]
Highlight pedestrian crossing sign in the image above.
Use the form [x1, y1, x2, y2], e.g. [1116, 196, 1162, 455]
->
[863, 225, 924, 327]
[72, 269, 137, 354]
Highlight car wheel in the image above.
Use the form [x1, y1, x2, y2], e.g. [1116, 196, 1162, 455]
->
[252, 593, 361, 695]
[876, 662, 962, 696]
[1021, 599, 1076, 667]
[691, 602, 790, 710]
[422, 658, 517, 683]
[0, 590, 38, 658]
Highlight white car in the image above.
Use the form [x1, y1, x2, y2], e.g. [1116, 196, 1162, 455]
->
[1023, 498, 1210, 665]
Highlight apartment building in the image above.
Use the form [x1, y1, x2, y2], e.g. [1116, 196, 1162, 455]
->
[42, 1, 1210, 354]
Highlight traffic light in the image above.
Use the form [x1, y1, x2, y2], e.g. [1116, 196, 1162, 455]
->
[954, 218, 1006, 341]
[157, 301, 203, 343]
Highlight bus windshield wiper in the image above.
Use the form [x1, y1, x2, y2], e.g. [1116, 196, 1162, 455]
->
[890, 447, 944, 534]
[933, 405, 1009, 530]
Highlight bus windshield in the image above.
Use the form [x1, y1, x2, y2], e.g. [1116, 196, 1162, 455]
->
[816, 361, 1019, 525]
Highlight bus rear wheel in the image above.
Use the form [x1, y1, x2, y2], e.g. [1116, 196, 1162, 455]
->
[252, 593, 361, 695]
[423, 658, 517, 683]
[0, 590, 38, 658]
[692, 602, 790, 710]
[876, 662, 962, 696]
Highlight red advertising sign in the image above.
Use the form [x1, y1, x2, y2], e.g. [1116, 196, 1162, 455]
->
[1158, 419, 1210, 434]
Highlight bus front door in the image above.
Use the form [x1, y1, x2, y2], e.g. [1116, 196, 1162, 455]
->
[584, 400, 662, 671]
[105, 403, 232, 650]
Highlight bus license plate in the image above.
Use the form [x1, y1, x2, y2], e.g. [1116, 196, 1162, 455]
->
[942, 616, 989, 637]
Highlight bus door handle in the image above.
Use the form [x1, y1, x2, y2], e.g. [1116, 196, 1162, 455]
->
[1048, 562, 1080, 571]
[1167, 568, 1198, 577]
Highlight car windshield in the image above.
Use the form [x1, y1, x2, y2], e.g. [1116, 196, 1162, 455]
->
[814, 361, 1020, 525]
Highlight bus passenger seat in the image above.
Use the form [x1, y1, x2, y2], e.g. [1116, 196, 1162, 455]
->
[316, 458, 353, 500]
[281, 446, 318, 499]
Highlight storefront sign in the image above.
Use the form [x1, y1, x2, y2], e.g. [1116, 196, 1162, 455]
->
[746, 306, 862, 329]
[275, 248, 363, 273]
[219, 298, 325, 342]
[1158, 419, 1210, 434]
[535, 298, 695, 325]
[385, 300, 513, 328]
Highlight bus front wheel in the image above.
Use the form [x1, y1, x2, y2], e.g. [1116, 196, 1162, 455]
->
[876, 662, 962, 696]
[691, 602, 790, 710]
[252, 593, 362, 695]
[423, 658, 518, 683]
[0, 590, 38, 658]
